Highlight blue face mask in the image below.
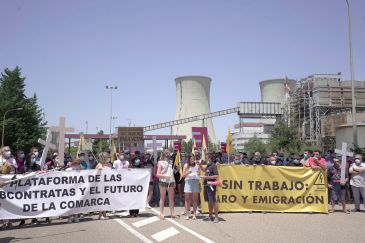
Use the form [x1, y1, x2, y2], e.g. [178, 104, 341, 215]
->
[135, 159, 140, 165]
[31, 158, 36, 163]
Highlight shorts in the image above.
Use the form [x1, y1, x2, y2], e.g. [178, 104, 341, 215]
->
[204, 185, 217, 203]
[184, 179, 200, 193]
[330, 184, 346, 203]
[159, 181, 176, 188]
[174, 172, 182, 184]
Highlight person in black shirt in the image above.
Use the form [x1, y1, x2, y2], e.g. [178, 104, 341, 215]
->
[200, 156, 219, 223]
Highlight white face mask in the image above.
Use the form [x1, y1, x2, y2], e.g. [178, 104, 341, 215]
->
[34, 152, 39, 157]
[89, 156, 94, 160]
[270, 161, 276, 165]
[120, 156, 125, 160]
[355, 159, 361, 165]
[79, 156, 85, 161]
[19, 153, 25, 159]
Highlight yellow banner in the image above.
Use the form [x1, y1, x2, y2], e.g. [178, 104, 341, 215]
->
[201, 165, 328, 213]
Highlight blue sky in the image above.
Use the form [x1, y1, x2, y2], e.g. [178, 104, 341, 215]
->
[1, 0, 364, 142]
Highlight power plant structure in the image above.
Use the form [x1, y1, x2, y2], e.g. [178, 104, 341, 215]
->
[259, 78, 296, 125]
[288, 73, 365, 150]
[172, 76, 217, 144]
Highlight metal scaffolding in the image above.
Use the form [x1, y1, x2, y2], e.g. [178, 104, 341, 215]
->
[289, 73, 365, 150]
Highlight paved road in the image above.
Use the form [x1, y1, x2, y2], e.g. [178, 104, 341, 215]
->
[1, 205, 365, 243]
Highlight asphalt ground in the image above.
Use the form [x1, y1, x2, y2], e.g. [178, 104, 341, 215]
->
[1, 204, 365, 243]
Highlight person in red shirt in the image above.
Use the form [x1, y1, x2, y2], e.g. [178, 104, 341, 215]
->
[309, 150, 327, 170]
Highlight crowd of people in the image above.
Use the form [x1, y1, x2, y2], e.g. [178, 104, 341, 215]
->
[1, 144, 365, 230]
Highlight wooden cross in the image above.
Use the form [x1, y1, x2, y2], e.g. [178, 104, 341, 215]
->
[49, 117, 74, 166]
[152, 136, 157, 164]
[38, 129, 57, 168]
[335, 142, 354, 183]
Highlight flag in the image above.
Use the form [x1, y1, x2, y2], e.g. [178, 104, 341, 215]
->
[226, 128, 232, 154]
[76, 133, 85, 158]
[111, 139, 117, 162]
[175, 150, 183, 181]
[201, 135, 207, 161]
[191, 139, 197, 156]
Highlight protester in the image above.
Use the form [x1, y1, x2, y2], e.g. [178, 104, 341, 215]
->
[65, 158, 83, 223]
[301, 150, 311, 167]
[96, 152, 111, 219]
[182, 154, 200, 220]
[30, 147, 41, 167]
[286, 154, 303, 167]
[349, 154, 365, 212]
[15, 150, 26, 174]
[267, 156, 282, 166]
[145, 157, 155, 209]
[0, 146, 16, 175]
[171, 151, 184, 206]
[88, 152, 97, 169]
[308, 150, 327, 170]
[78, 151, 90, 170]
[328, 158, 349, 213]
[156, 149, 178, 220]
[200, 156, 219, 223]
[250, 151, 265, 165]
[232, 154, 242, 165]
[113, 153, 129, 170]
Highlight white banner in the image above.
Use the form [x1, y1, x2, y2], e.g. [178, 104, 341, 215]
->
[0, 169, 150, 219]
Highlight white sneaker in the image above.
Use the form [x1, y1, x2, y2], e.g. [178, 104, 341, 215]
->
[146, 204, 152, 209]
[74, 217, 79, 223]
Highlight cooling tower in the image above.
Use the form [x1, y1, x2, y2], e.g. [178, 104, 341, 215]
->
[173, 76, 217, 144]
[259, 78, 296, 124]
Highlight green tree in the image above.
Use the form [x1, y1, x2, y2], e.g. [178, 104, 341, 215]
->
[244, 136, 267, 154]
[0, 67, 46, 152]
[270, 120, 302, 154]
[92, 130, 109, 154]
[182, 139, 192, 154]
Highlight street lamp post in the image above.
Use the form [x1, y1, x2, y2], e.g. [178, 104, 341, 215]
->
[105, 85, 118, 150]
[345, 0, 357, 146]
[1, 108, 23, 147]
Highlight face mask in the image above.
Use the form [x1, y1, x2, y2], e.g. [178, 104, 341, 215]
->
[79, 156, 85, 161]
[55, 158, 60, 163]
[89, 156, 94, 160]
[34, 152, 39, 157]
[293, 159, 300, 165]
[355, 159, 361, 165]
[314, 154, 320, 158]
[254, 157, 261, 161]
[31, 158, 36, 163]
[270, 161, 276, 165]
[135, 159, 140, 165]
[19, 153, 25, 159]
[120, 156, 125, 160]
[303, 154, 308, 159]
[4, 151, 11, 158]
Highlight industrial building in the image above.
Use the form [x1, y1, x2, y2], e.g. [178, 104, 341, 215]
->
[232, 123, 269, 151]
[172, 76, 217, 144]
[289, 73, 365, 150]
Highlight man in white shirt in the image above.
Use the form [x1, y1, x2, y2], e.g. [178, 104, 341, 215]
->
[113, 153, 129, 169]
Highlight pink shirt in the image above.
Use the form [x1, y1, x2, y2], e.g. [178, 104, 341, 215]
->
[309, 157, 327, 169]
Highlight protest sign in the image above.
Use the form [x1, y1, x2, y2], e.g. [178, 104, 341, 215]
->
[0, 169, 149, 219]
[200, 165, 328, 213]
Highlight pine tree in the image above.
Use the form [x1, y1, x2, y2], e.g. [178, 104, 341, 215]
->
[0, 66, 46, 153]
